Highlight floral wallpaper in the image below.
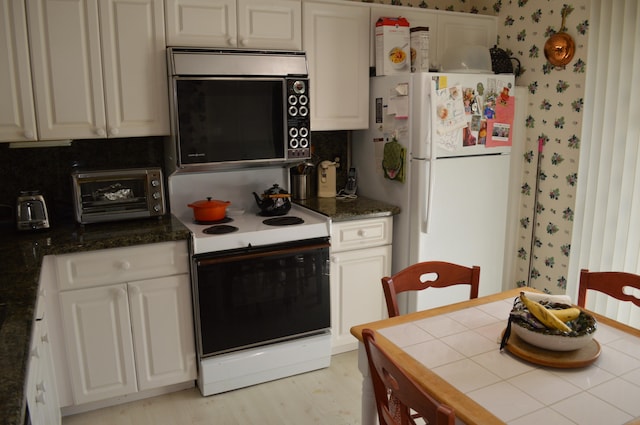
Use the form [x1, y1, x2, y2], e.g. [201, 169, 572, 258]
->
[356, 0, 591, 296]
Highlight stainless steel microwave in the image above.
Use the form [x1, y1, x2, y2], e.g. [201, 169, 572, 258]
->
[71, 168, 166, 224]
[166, 48, 311, 172]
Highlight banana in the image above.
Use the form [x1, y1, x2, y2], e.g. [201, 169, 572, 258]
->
[519, 292, 572, 332]
[549, 307, 581, 323]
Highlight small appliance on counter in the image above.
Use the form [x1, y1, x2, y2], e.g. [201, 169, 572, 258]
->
[290, 161, 315, 200]
[317, 160, 337, 198]
[16, 190, 50, 231]
[71, 167, 165, 224]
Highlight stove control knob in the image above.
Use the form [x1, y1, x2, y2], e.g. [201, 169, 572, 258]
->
[151, 179, 160, 187]
[152, 192, 161, 200]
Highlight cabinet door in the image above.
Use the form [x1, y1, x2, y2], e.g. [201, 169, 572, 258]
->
[303, 1, 369, 131]
[237, 0, 301, 50]
[165, 0, 236, 47]
[27, 318, 62, 425]
[59, 284, 137, 404]
[26, 0, 105, 140]
[436, 14, 497, 70]
[99, 0, 169, 137]
[0, 0, 38, 142]
[330, 244, 391, 354]
[128, 274, 196, 391]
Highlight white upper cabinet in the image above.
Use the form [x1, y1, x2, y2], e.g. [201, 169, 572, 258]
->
[98, 0, 170, 138]
[0, 0, 38, 142]
[165, 0, 301, 50]
[26, 0, 169, 140]
[436, 13, 497, 70]
[303, 0, 369, 130]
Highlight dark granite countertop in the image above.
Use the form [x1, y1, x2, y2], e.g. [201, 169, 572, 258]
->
[0, 215, 190, 425]
[295, 195, 401, 221]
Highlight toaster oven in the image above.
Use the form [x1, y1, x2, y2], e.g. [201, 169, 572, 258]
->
[71, 168, 166, 224]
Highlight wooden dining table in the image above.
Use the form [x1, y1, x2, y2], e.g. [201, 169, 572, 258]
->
[350, 288, 640, 425]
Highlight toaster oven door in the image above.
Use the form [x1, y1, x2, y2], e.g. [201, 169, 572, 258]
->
[72, 169, 165, 224]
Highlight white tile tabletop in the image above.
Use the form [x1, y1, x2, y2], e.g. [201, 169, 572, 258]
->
[354, 289, 640, 425]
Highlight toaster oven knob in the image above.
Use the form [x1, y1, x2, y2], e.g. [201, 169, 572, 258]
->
[152, 192, 161, 200]
[151, 179, 160, 187]
[153, 204, 162, 212]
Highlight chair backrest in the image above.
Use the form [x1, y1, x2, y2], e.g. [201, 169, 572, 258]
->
[381, 261, 480, 317]
[578, 268, 640, 308]
[362, 329, 455, 425]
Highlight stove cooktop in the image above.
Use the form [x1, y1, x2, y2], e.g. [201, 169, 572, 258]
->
[176, 205, 330, 254]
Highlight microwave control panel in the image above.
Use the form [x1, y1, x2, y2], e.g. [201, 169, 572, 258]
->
[286, 78, 310, 159]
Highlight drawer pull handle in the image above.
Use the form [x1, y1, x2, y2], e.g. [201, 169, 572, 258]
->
[330, 256, 339, 263]
[357, 229, 367, 237]
[118, 260, 131, 270]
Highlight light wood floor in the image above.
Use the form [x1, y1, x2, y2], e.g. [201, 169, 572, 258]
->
[62, 350, 362, 425]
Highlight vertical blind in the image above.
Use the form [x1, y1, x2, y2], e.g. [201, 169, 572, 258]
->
[568, 0, 640, 328]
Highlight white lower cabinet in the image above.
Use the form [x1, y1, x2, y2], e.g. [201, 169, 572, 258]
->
[26, 311, 61, 425]
[55, 241, 196, 407]
[330, 217, 392, 354]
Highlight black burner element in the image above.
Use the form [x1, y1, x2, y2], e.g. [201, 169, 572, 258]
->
[203, 225, 238, 235]
[195, 217, 233, 225]
[262, 216, 304, 226]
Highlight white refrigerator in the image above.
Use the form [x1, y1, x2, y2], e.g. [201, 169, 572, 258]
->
[353, 72, 518, 314]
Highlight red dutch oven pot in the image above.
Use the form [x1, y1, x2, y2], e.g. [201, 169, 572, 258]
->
[187, 197, 231, 221]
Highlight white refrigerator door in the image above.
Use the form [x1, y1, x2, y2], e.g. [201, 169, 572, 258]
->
[409, 153, 511, 312]
[426, 72, 514, 158]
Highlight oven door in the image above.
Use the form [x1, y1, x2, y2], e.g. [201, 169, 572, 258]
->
[193, 238, 330, 357]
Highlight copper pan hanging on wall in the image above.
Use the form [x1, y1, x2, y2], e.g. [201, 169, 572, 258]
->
[544, 8, 575, 68]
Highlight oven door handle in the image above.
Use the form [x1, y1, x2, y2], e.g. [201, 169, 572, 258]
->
[196, 241, 331, 266]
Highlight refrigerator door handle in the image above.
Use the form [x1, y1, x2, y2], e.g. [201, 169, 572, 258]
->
[424, 158, 435, 234]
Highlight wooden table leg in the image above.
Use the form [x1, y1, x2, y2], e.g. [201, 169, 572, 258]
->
[357, 341, 377, 425]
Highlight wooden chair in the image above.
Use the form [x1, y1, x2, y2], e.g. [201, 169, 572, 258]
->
[577, 268, 640, 308]
[362, 329, 455, 425]
[381, 261, 480, 317]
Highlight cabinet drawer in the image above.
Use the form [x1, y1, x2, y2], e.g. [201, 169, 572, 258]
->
[56, 241, 189, 291]
[330, 217, 392, 252]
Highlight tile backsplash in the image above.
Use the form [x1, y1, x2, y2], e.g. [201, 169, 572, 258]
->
[0, 132, 349, 222]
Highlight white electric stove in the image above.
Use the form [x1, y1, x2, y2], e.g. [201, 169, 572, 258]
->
[168, 167, 332, 396]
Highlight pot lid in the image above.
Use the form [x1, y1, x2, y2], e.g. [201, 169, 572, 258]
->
[188, 197, 231, 209]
